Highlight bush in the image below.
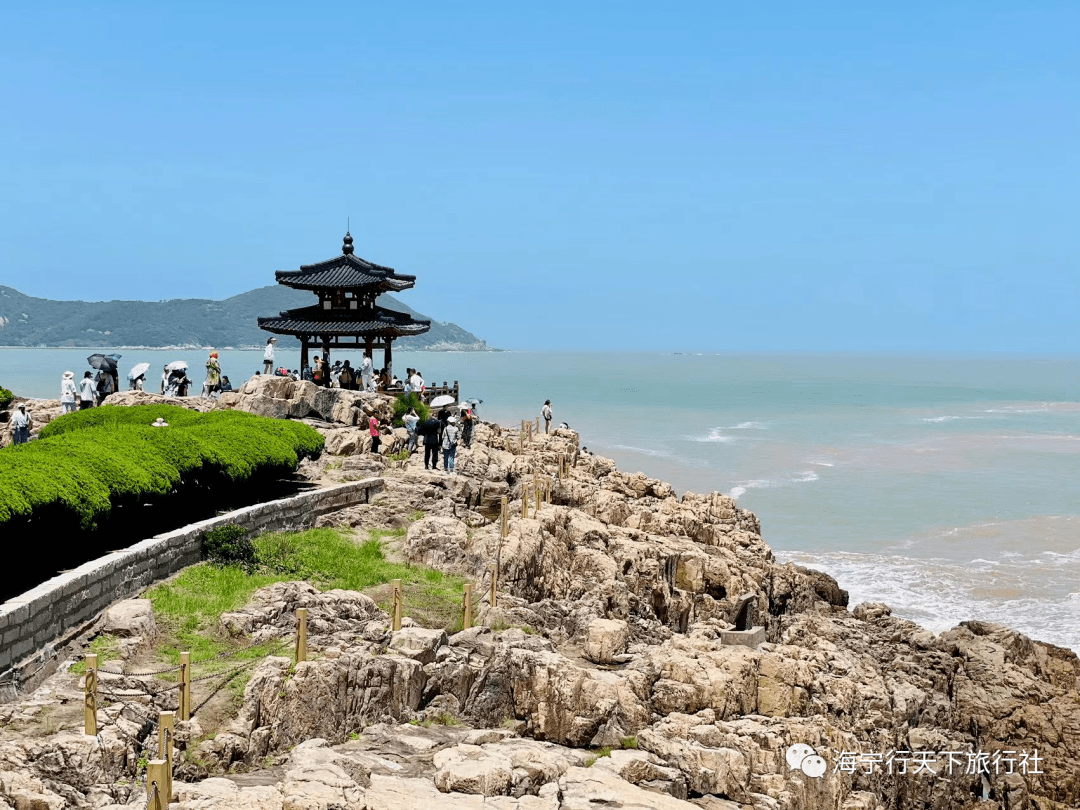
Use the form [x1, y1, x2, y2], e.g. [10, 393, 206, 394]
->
[0, 404, 325, 530]
[392, 393, 430, 428]
[203, 524, 258, 573]
[0, 386, 12, 409]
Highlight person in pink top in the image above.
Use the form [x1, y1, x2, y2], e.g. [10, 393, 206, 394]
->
[369, 416, 382, 455]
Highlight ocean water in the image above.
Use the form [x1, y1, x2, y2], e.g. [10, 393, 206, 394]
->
[3, 348, 1078, 651]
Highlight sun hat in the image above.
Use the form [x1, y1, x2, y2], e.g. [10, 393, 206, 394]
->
[63, 370, 74, 379]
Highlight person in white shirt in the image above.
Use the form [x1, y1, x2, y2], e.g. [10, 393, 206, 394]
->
[79, 372, 96, 409]
[60, 371, 78, 414]
[410, 370, 425, 393]
[360, 353, 373, 392]
[263, 338, 277, 375]
[12, 404, 32, 444]
[541, 400, 553, 433]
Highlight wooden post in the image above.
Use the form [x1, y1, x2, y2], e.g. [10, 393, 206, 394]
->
[146, 760, 168, 810]
[295, 608, 308, 663]
[158, 711, 175, 801]
[544, 479, 550, 504]
[178, 652, 191, 721]
[463, 584, 473, 629]
[535, 483, 541, 512]
[489, 563, 498, 608]
[536, 416, 540, 434]
[521, 486, 529, 518]
[392, 579, 403, 631]
[500, 496, 508, 538]
[83, 654, 98, 736]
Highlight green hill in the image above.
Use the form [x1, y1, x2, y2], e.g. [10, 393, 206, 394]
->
[0, 285, 493, 351]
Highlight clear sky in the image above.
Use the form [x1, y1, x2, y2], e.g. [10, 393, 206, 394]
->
[1, 2, 1077, 353]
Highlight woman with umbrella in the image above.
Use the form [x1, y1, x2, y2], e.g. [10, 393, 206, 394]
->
[129, 362, 150, 391]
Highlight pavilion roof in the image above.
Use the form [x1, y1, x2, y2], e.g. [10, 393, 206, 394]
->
[275, 232, 416, 293]
[257, 303, 431, 338]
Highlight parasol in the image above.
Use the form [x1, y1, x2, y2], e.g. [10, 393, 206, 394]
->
[166, 360, 188, 372]
[87, 353, 121, 371]
[128, 362, 151, 380]
[430, 394, 455, 407]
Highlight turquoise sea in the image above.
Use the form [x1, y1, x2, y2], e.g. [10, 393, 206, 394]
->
[3, 348, 1078, 651]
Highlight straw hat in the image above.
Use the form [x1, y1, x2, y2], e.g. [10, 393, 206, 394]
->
[63, 371, 74, 379]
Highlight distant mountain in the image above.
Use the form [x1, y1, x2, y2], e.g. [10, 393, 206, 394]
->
[0, 285, 494, 351]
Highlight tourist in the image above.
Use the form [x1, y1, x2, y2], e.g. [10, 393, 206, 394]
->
[442, 415, 459, 473]
[541, 400, 553, 433]
[202, 351, 222, 397]
[339, 360, 354, 390]
[11, 404, 31, 445]
[312, 357, 326, 386]
[460, 407, 474, 448]
[130, 373, 146, 391]
[402, 368, 413, 394]
[263, 338, 277, 374]
[59, 371, 77, 414]
[96, 369, 114, 404]
[220, 375, 233, 392]
[410, 369, 425, 393]
[404, 407, 419, 454]
[369, 415, 382, 455]
[160, 365, 170, 394]
[301, 365, 313, 382]
[421, 413, 441, 470]
[360, 353, 373, 392]
[79, 371, 96, 409]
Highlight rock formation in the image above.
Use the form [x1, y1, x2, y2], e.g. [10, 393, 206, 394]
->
[1, 399, 1077, 809]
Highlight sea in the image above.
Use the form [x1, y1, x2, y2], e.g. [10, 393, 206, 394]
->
[3, 348, 1078, 652]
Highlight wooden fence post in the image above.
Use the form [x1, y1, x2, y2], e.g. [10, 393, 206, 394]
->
[536, 416, 540, 434]
[178, 652, 191, 721]
[146, 760, 168, 810]
[392, 579, 403, 631]
[521, 486, 529, 519]
[500, 496, 508, 538]
[83, 654, 98, 736]
[535, 482, 541, 512]
[463, 584, 473, 629]
[489, 563, 498, 608]
[295, 608, 308, 663]
[158, 711, 175, 801]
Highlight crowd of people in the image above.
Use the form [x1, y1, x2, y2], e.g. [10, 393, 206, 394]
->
[397, 403, 476, 473]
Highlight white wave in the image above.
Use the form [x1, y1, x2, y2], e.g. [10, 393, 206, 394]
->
[609, 444, 670, 458]
[730, 486, 746, 499]
[810, 461, 834, 467]
[921, 415, 985, 423]
[731, 471, 819, 493]
[728, 421, 768, 429]
[691, 428, 734, 443]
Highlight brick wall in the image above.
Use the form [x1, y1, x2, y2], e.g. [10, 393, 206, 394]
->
[0, 478, 382, 689]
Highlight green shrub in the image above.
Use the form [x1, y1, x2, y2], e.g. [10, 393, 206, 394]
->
[392, 393, 430, 428]
[0, 404, 325, 530]
[0, 386, 12, 408]
[203, 525, 258, 573]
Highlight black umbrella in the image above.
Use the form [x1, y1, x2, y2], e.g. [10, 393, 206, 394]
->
[87, 353, 122, 371]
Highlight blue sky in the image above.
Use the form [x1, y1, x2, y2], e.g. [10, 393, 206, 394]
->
[1, 2, 1077, 352]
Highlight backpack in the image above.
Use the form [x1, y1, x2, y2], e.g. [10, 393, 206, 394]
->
[339, 368, 352, 385]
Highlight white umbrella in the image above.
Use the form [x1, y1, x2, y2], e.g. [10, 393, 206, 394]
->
[128, 362, 151, 380]
[166, 360, 188, 372]
[430, 394, 455, 407]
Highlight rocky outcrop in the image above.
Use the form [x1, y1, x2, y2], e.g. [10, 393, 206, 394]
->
[3, 419, 1078, 810]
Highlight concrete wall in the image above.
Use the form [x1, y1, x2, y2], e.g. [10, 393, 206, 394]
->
[0, 478, 382, 692]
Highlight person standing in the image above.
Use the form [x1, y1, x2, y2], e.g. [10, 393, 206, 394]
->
[410, 369, 425, 394]
[339, 360, 354, 390]
[96, 370, 114, 404]
[79, 372, 96, 409]
[360, 353, 373, 392]
[263, 338, 277, 374]
[11, 404, 31, 445]
[442, 415, 459, 473]
[541, 400, 553, 433]
[421, 413, 441, 470]
[60, 371, 78, 414]
[369, 415, 382, 455]
[460, 407, 474, 448]
[404, 407, 420, 454]
[203, 351, 222, 397]
[160, 365, 170, 394]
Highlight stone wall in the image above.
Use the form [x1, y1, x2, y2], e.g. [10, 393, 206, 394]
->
[0, 478, 383, 697]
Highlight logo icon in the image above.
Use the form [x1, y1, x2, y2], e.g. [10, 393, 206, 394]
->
[786, 743, 827, 778]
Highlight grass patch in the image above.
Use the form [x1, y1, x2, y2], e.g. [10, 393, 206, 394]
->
[388, 449, 409, 462]
[408, 510, 424, 522]
[69, 633, 121, 674]
[620, 736, 638, 749]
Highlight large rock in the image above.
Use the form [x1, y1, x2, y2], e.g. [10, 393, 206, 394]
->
[217, 376, 394, 425]
[433, 743, 514, 795]
[583, 618, 629, 664]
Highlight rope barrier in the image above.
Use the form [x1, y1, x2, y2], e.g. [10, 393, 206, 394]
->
[143, 781, 158, 810]
[97, 662, 183, 677]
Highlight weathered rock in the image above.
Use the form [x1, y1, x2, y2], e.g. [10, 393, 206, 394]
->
[433, 743, 514, 795]
[583, 618, 629, 664]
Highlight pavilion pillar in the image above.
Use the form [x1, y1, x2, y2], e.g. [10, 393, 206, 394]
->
[384, 339, 393, 381]
[365, 336, 374, 362]
[321, 336, 330, 365]
[300, 338, 309, 373]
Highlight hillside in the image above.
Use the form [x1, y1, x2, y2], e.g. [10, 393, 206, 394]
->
[0, 285, 493, 351]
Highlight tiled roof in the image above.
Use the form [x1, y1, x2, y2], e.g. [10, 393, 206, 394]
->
[276, 253, 416, 292]
[257, 304, 431, 338]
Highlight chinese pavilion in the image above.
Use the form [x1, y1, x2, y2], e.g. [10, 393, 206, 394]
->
[257, 231, 431, 375]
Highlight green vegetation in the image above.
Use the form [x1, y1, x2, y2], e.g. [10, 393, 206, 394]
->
[0, 404, 323, 529]
[69, 633, 121, 674]
[0, 385, 12, 408]
[620, 736, 638, 749]
[203, 525, 259, 573]
[388, 449, 410, 462]
[392, 392, 430, 427]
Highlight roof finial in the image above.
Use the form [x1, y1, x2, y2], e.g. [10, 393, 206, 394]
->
[342, 221, 354, 255]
